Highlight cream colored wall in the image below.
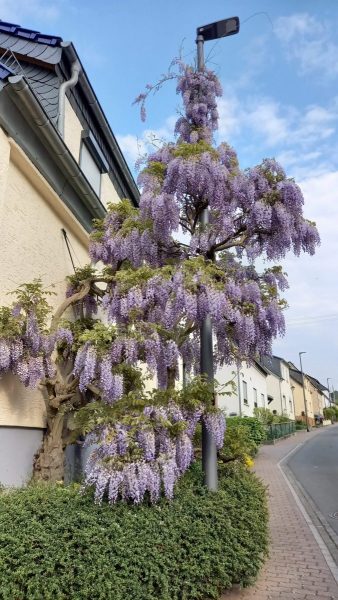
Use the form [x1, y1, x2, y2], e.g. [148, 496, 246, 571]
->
[292, 377, 314, 421]
[0, 134, 90, 428]
[312, 389, 325, 415]
[63, 98, 121, 209]
[100, 172, 120, 209]
[63, 97, 82, 162]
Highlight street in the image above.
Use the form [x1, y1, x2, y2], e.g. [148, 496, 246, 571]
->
[222, 428, 338, 600]
[288, 426, 338, 536]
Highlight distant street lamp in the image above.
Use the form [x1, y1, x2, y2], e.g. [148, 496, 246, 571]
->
[299, 352, 310, 432]
[196, 17, 240, 491]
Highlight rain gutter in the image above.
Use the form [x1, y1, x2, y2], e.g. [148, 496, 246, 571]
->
[5, 74, 106, 223]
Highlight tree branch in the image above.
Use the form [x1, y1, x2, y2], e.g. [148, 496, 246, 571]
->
[50, 280, 91, 331]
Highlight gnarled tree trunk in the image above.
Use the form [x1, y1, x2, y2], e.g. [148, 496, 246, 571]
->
[32, 412, 65, 482]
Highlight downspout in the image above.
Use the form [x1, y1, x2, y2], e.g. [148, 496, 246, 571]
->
[58, 59, 81, 139]
[278, 377, 283, 415]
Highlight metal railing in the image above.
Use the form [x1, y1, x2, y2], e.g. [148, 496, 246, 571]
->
[265, 421, 295, 440]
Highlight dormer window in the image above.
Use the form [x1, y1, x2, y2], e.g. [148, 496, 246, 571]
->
[80, 130, 109, 197]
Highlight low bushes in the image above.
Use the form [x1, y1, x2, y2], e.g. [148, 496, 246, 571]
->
[222, 417, 266, 463]
[0, 462, 268, 600]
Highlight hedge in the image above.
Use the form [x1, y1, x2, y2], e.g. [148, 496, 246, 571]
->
[0, 462, 268, 600]
[226, 417, 266, 450]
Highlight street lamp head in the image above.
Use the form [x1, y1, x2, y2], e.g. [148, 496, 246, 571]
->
[197, 17, 240, 42]
[299, 351, 306, 356]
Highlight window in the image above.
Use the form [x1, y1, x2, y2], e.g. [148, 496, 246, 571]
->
[243, 381, 248, 405]
[261, 393, 265, 407]
[283, 394, 286, 410]
[253, 387, 257, 408]
[229, 412, 238, 417]
[80, 142, 101, 195]
[79, 130, 109, 197]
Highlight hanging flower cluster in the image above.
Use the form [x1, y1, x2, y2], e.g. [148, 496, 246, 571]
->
[0, 307, 73, 388]
[83, 403, 224, 504]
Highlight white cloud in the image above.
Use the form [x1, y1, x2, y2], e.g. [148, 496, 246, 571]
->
[281, 171, 338, 317]
[117, 116, 176, 173]
[116, 134, 147, 167]
[216, 84, 338, 180]
[274, 13, 338, 78]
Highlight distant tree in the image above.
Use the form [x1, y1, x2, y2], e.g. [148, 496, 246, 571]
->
[0, 61, 319, 503]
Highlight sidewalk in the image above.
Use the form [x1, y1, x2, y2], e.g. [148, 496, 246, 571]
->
[221, 428, 338, 600]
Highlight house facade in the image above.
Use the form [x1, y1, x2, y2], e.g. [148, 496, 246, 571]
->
[0, 21, 138, 485]
[262, 355, 295, 420]
[217, 361, 268, 417]
[288, 364, 315, 426]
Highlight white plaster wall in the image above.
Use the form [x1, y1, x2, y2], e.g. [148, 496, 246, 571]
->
[265, 373, 283, 415]
[217, 362, 267, 417]
[280, 377, 295, 419]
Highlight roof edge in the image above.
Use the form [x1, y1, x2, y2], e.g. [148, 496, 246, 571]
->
[5, 74, 106, 228]
[61, 42, 140, 206]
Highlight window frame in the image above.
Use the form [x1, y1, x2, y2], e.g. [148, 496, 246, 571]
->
[79, 130, 109, 198]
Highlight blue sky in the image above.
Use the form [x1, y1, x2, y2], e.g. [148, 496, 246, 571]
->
[2, 0, 338, 389]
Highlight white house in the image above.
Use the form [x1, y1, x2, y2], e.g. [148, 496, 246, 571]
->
[261, 355, 295, 420]
[217, 360, 269, 417]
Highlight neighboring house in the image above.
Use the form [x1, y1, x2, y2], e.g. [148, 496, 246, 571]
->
[288, 363, 315, 426]
[307, 376, 328, 418]
[0, 20, 139, 485]
[261, 355, 295, 420]
[217, 360, 268, 417]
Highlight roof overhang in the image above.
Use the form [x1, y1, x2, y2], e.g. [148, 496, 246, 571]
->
[0, 74, 106, 231]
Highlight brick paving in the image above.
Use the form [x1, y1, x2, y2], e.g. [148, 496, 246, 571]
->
[221, 428, 338, 600]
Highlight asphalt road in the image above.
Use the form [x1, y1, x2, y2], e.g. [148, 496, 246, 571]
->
[287, 426, 338, 535]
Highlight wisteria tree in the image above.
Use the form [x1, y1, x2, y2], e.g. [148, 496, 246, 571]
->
[0, 61, 319, 503]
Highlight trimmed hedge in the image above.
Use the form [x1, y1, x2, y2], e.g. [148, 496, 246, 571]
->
[0, 463, 268, 600]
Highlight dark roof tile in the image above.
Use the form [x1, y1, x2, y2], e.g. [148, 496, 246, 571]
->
[0, 21, 62, 47]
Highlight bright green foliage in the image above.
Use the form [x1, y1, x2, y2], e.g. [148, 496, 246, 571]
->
[0, 279, 55, 337]
[73, 376, 215, 439]
[226, 417, 266, 452]
[218, 417, 266, 464]
[323, 407, 338, 421]
[254, 407, 291, 425]
[0, 463, 268, 600]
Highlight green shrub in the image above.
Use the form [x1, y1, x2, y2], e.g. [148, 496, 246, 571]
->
[226, 417, 266, 452]
[295, 420, 307, 430]
[254, 407, 291, 425]
[220, 421, 257, 464]
[323, 407, 337, 421]
[0, 463, 268, 600]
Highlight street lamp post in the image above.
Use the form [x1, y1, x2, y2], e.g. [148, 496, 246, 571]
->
[196, 17, 239, 491]
[299, 352, 310, 432]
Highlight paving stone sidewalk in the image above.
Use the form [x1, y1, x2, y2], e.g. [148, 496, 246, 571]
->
[221, 428, 338, 600]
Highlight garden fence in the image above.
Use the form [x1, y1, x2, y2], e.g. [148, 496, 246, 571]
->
[265, 421, 295, 441]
